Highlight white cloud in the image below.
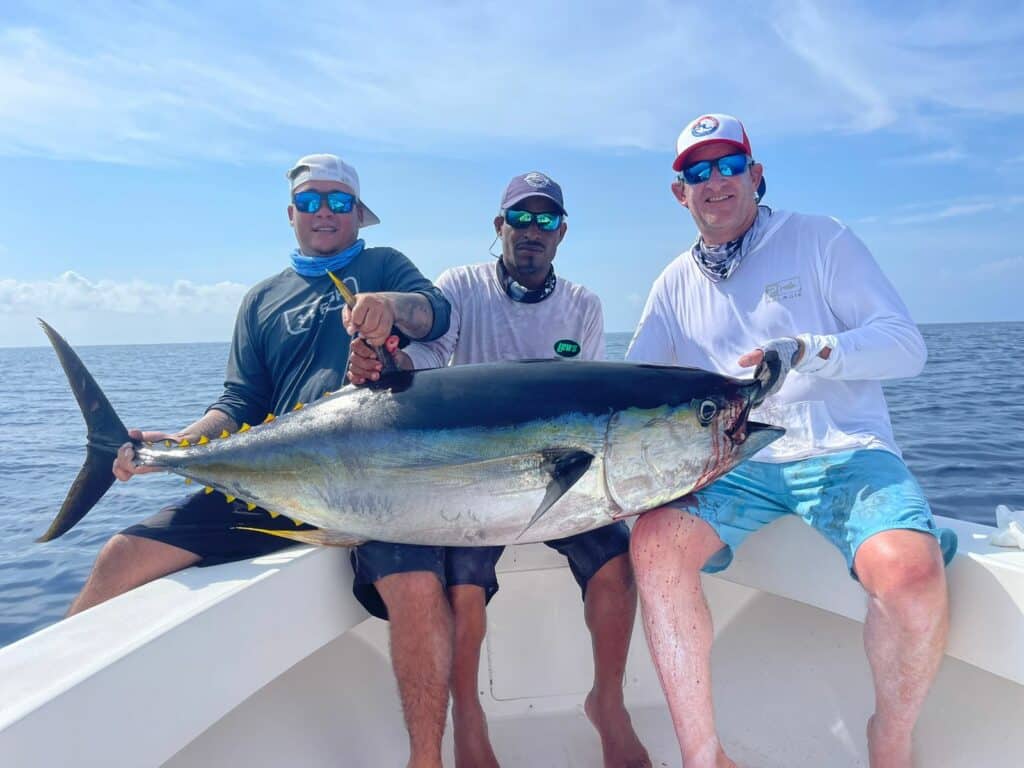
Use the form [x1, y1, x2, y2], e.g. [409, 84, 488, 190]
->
[894, 201, 998, 224]
[884, 195, 1024, 225]
[0, 1, 1021, 163]
[971, 256, 1024, 279]
[890, 148, 966, 165]
[0, 271, 249, 314]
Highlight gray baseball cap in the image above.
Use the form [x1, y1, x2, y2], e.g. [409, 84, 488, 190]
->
[286, 153, 381, 226]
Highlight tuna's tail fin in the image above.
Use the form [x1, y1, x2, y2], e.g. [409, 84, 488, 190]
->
[37, 319, 130, 542]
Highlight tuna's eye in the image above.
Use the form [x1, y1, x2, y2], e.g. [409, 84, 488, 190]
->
[696, 399, 718, 426]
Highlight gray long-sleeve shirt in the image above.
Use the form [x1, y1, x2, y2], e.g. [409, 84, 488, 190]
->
[210, 247, 450, 427]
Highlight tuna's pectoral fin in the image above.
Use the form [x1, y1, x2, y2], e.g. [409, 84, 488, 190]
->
[517, 449, 594, 540]
[234, 526, 365, 548]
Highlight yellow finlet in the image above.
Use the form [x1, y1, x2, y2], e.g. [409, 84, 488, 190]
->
[290, 517, 304, 526]
[234, 526, 365, 548]
[246, 502, 256, 511]
[197, 435, 209, 445]
[238, 423, 251, 432]
[204, 486, 214, 495]
[268, 510, 280, 519]
[220, 430, 230, 439]
[225, 494, 236, 503]
[292, 402, 304, 411]
[327, 270, 357, 307]
[184, 478, 192, 485]
[263, 413, 276, 423]
[164, 440, 172, 448]
[179, 438, 190, 447]
[323, 390, 333, 398]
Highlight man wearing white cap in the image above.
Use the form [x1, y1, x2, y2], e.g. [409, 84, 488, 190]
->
[626, 115, 956, 768]
[70, 153, 454, 767]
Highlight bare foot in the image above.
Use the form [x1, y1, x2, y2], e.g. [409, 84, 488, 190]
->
[453, 702, 500, 768]
[584, 689, 652, 768]
[677, 738, 736, 768]
[867, 715, 913, 768]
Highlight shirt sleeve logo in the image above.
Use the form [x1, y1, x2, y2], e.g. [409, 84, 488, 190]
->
[554, 339, 581, 358]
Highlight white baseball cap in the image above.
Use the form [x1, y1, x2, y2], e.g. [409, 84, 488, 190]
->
[286, 153, 381, 226]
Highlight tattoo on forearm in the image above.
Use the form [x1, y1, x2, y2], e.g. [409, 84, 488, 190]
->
[183, 409, 239, 442]
[388, 293, 433, 339]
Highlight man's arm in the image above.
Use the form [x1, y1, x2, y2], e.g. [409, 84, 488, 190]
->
[581, 293, 606, 362]
[343, 249, 452, 346]
[810, 225, 926, 379]
[739, 224, 926, 386]
[625, 275, 678, 365]
[113, 409, 240, 481]
[348, 269, 461, 383]
[207, 292, 275, 427]
[343, 291, 437, 346]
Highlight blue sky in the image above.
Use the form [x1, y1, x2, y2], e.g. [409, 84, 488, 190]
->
[1, 0, 1022, 346]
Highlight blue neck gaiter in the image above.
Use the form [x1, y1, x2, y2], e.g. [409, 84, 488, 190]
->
[289, 239, 366, 277]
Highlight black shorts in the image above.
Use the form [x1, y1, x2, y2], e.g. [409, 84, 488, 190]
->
[350, 521, 631, 621]
[446, 521, 632, 605]
[122, 490, 316, 566]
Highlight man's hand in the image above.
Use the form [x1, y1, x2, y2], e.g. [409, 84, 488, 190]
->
[738, 337, 803, 399]
[112, 429, 178, 481]
[347, 337, 384, 385]
[342, 293, 396, 347]
[347, 336, 408, 385]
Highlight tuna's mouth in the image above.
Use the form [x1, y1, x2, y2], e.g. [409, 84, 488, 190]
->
[724, 397, 754, 445]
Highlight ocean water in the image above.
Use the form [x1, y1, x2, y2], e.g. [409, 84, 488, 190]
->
[1, 323, 1022, 648]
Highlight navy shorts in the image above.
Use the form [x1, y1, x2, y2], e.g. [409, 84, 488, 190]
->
[122, 490, 315, 566]
[350, 522, 630, 621]
[350, 541, 447, 620]
[446, 521, 632, 606]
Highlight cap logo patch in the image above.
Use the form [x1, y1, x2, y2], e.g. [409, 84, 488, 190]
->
[692, 116, 720, 137]
[523, 172, 551, 188]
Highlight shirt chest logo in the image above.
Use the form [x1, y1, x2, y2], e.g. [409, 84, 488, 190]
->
[284, 276, 359, 335]
[764, 276, 802, 303]
[554, 339, 581, 358]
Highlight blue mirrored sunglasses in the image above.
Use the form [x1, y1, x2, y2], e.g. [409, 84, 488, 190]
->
[293, 189, 356, 214]
[504, 209, 562, 232]
[678, 153, 752, 185]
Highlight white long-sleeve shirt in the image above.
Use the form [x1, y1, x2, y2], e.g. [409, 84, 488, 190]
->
[404, 261, 605, 367]
[626, 211, 926, 462]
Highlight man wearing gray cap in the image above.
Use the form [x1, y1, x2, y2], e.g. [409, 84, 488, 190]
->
[626, 114, 956, 768]
[69, 154, 454, 765]
[348, 172, 651, 768]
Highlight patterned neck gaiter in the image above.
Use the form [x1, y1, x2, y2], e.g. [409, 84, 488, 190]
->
[691, 206, 773, 283]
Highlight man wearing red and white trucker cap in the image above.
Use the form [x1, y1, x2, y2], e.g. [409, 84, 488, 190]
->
[626, 114, 956, 768]
[671, 113, 766, 203]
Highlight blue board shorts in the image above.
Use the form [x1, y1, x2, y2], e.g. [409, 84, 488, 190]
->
[665, 449, 957, 576]
[350, 521, 631, 620]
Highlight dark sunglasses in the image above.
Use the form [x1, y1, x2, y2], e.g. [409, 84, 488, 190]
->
[678, 153, 751, 185]
[504, 209, 562, 232]
[293, 189, 356, 214]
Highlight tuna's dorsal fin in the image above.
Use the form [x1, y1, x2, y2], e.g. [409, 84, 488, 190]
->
[234, 526, 365, 548]
[518, 449, 594, 540]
